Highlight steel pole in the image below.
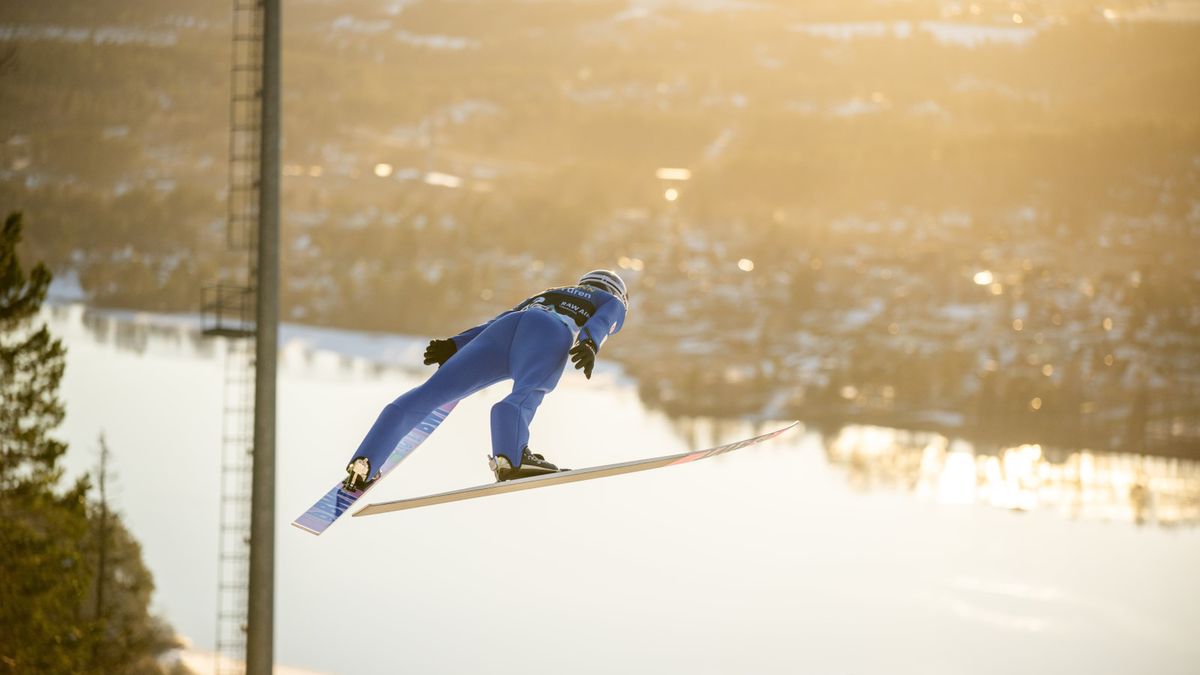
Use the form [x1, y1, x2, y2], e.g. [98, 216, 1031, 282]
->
[246, 0, 280, 672]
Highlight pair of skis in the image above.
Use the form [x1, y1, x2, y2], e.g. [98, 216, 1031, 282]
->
[291, 403, 797, 536]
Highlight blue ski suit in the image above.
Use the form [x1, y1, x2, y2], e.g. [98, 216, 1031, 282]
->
[347, 285, 627, 473]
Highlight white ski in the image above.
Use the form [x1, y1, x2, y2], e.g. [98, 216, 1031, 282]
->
[354, 421, 798, 517]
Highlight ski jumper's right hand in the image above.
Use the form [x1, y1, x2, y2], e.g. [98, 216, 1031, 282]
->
[423, 338, 457, 366]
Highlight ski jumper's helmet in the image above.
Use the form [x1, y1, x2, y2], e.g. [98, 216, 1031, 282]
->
[579, 269, 628, 305]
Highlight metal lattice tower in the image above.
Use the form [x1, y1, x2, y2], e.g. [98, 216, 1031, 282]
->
[227, 0, 264, 255]
[201, 1, 265, 673]
[212, 332, 254, 675]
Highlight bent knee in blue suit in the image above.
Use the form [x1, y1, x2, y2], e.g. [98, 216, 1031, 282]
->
[346, 309, 572, 475]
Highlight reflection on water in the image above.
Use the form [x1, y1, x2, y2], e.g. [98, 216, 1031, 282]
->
[827, 425, 1200, 528]
[58, 303, 420, 382]
[57, 304, 219, 359]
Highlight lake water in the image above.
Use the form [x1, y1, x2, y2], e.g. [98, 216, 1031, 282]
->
[45, 304, 1200, 675]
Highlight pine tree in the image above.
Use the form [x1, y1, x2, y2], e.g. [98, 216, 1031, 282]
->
[0, 213, 189, 674]
[0, 211, 93, 671]
[0, 211, 67, 494]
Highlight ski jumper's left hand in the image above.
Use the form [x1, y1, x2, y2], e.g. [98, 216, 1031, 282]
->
[423, 338, 457, 366]
[569, 283, 627, 380]
[569, 339, 597, 379]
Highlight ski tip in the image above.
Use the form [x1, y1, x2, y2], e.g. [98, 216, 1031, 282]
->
[767, 421, 800, 435]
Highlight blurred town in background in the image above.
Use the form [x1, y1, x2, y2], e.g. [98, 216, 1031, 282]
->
[3, 0, 1198, 460]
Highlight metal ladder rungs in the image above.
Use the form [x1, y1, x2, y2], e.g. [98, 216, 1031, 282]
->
[218, 0, 266, 662]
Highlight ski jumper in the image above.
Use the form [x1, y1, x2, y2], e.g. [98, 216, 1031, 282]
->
[345, 285, 627, 474]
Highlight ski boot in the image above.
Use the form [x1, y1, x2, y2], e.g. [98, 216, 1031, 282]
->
[342, 456, 378, 493]
[489, 447, 565, 482]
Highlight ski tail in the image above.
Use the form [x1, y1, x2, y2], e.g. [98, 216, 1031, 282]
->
[291, 400, 458, 535]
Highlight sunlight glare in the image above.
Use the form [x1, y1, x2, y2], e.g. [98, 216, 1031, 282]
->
[617, 256, 645, 272]
[937, 449, 977, 505]
[424, 172, 462, 188]
[655, 167, 691, 181]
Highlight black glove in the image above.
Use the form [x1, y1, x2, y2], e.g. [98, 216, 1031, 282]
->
[423, 338, 457, 366]
[569, 339, 597, 379]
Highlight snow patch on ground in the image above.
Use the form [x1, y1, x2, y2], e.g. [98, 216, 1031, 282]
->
[791, 20, 1040, 47]
[0, 24, 178, 47]
[48, 270, 86, 302]
[394, 30, 478, 50]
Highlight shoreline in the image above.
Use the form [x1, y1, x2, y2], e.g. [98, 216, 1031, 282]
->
[48, 298, 1200, 462]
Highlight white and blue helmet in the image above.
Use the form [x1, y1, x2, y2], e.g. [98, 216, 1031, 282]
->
[579, 269, 627, 305]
